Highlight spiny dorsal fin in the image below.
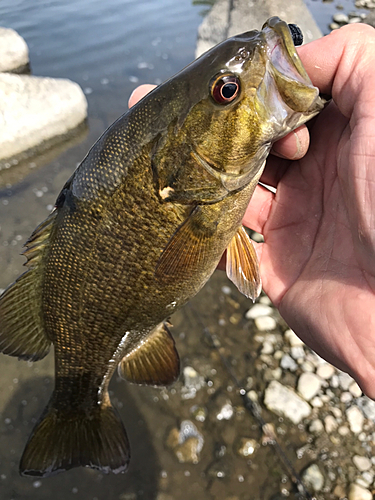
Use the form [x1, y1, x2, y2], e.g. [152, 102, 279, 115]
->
[118, 322, 180, 386]
[226, 226, 262, 302]
[155, 206, 217, 282]
[0, 210, 57, 361]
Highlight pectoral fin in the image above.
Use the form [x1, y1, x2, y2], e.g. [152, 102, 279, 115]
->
[155, 206, 217, 282]
[226, 226, 262, 301]
[118, 322, 180, 386]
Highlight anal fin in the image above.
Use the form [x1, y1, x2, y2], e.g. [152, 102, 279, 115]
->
[226, 226, 262, 301]
[118, 322, 180, 386]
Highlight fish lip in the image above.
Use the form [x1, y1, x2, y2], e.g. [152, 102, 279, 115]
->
[262, 17, 311, 85]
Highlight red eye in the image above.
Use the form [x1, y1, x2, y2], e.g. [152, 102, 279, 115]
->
[211, 74, 240, 104]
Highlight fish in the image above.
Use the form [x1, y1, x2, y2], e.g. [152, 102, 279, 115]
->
[0, 17, 325, 477]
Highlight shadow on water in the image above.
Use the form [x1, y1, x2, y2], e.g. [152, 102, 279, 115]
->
[0, 374, 161, 500]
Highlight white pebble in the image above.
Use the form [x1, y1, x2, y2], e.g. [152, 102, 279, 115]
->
[347, 406, 364, 434]
[261, 341, 274, 355]
[216, 403, 234, 421]
[338, 425, 350, 436]
[280, 354, 298, 372]
[316, 363, 335, 380]
[302, 464, 324, 492]
[290, 346, 305, 361]
[339, 372, 354, 391]
[341, 392, 353, 404]
[325, 415, 338, 434]
[245, 303, 273, 319]
[264, 380, 311, 424]
[333, 13, 349, 23]
[330, 375, 340, 388]
[311, 397, 324, 408]
[349, 382, 362, 398]
[301, 361, 315, 372]
[297, 373, 322, 401]
[360, 471, 374, 487]
[309, 419, 324, 434]
[284, 329, 304, 347]
[353, 455, 372, 472]
[254, 316, 277, 331]
[348, 483, 372, 500]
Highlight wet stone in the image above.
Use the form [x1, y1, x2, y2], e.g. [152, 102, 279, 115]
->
[264, 380, 311, 424]
[297, 373, 322, 401]
[236, 438, 258, 458]
[284, 329, 304, 347]
[348, 483, 372, 500]
[254, 316, 277, 331]
[347, 406, 364, 434]
[290, 346, 305, 360]
[216, 403, 234, 421]
[309, 419, 324, 435]
[333, 13, 349, 23]
[353, 455, 372, 472]
[338, 372, 354, 391]
[181, 366, 205, 400]
[302, 464, 324, 492]
[245, 303, 273, 319]
[357, 397, 375, 422]
[280, 354, 297, 372]
[349, 382, 362, 398]
[166, 420, 204, 464]
[316, 363, 335, 380]
[341, 392, 353, 404]
[324, 415, 338, 434]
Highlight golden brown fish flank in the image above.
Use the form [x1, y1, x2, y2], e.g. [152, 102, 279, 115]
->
[0, 17, 324, 477]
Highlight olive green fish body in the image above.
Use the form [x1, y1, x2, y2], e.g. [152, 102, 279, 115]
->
[0, 17, 325, 477]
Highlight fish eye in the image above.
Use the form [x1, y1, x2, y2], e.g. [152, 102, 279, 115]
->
[211, 74, 240, 105]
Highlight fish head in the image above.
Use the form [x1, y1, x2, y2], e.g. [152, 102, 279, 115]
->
[152, 17, 325, 201]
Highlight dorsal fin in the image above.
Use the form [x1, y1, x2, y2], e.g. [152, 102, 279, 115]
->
[226, 225, 262, 302]
[0, 210, 57, 361]
[118, 322, 180, 386]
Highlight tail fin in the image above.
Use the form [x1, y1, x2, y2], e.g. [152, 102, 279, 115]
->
[20, 400, 130, 477]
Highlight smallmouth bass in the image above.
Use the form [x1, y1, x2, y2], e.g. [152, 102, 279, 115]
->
[0, 18, 324, 477]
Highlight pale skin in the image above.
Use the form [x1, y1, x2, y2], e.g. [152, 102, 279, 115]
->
[129, 24, 375, 398]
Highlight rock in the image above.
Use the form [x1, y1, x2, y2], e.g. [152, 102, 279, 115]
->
[309, 419, 324, 434]
[237, 438, 258, 457]
[324, 415, 338, 434]
[338, 372, 354, 391]
[341, 392, 353, 404]
[357, 397, 375, 422]
[264, 380, 311, 424]
[254, 316, 277, 331]
[0, 28, 29, 73]
[216, 403, 234, 421]
[182, 366, 205, 399]
[284, 329, 305, 347]
[317, 363, 335, 380]
[329, 22, 340, 30]
[261, 341, 274, 355]
[348, 483, 372, 500]
[353, 455, 372, 472]
[364, 11, 375, 28]
[349, 382, 362, 398]
[302, 464, 324, 492]
[349, 17, 362, 23]
[338, 425, 350, 436]
[196, 0, 322, 58]
[311, 397, 324, 408]
[280, 354, 298, 372]
[346, 406, 364, 434]
[360, 471, 374, 487]
[0, 73, 87, 162]
[301, 361, 315, 372]
[297, 373, 322, 401]
[166, 420, 204, 464]
[333, 13, 349, 24]
[330, 374, 340, 388]
[290, 346, 305, 360]
[245, 303, 273, 319]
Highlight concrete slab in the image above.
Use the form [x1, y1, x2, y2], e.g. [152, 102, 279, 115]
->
[196, 0, 322, 57]
[0, 73, 87, 163]
[0, 27, 29, 73]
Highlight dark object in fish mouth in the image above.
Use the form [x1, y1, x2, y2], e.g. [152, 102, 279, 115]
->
[288, 24, 303, 46]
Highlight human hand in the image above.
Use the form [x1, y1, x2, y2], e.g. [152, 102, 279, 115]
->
[243, 23, 375, 397]
[129, 23, 375, 397]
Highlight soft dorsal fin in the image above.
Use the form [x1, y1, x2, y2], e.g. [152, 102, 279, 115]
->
[226, 226, 262, 302]
[118, 322, 180, 386]
[155, 206, 217, 282]
[0, 211, 57, 361]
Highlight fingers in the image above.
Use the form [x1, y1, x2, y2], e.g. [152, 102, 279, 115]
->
[128, 84, 156, 108]
[271, 124, 310, 160]
[242, 184, 275, 234]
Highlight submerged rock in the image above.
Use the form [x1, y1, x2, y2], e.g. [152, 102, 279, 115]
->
[0, 27, 29, 73]
[302, 464, 324, 492]
[264, 380, 311, 424]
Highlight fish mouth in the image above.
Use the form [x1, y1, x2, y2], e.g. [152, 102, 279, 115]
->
[262, 17, 312, 86]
